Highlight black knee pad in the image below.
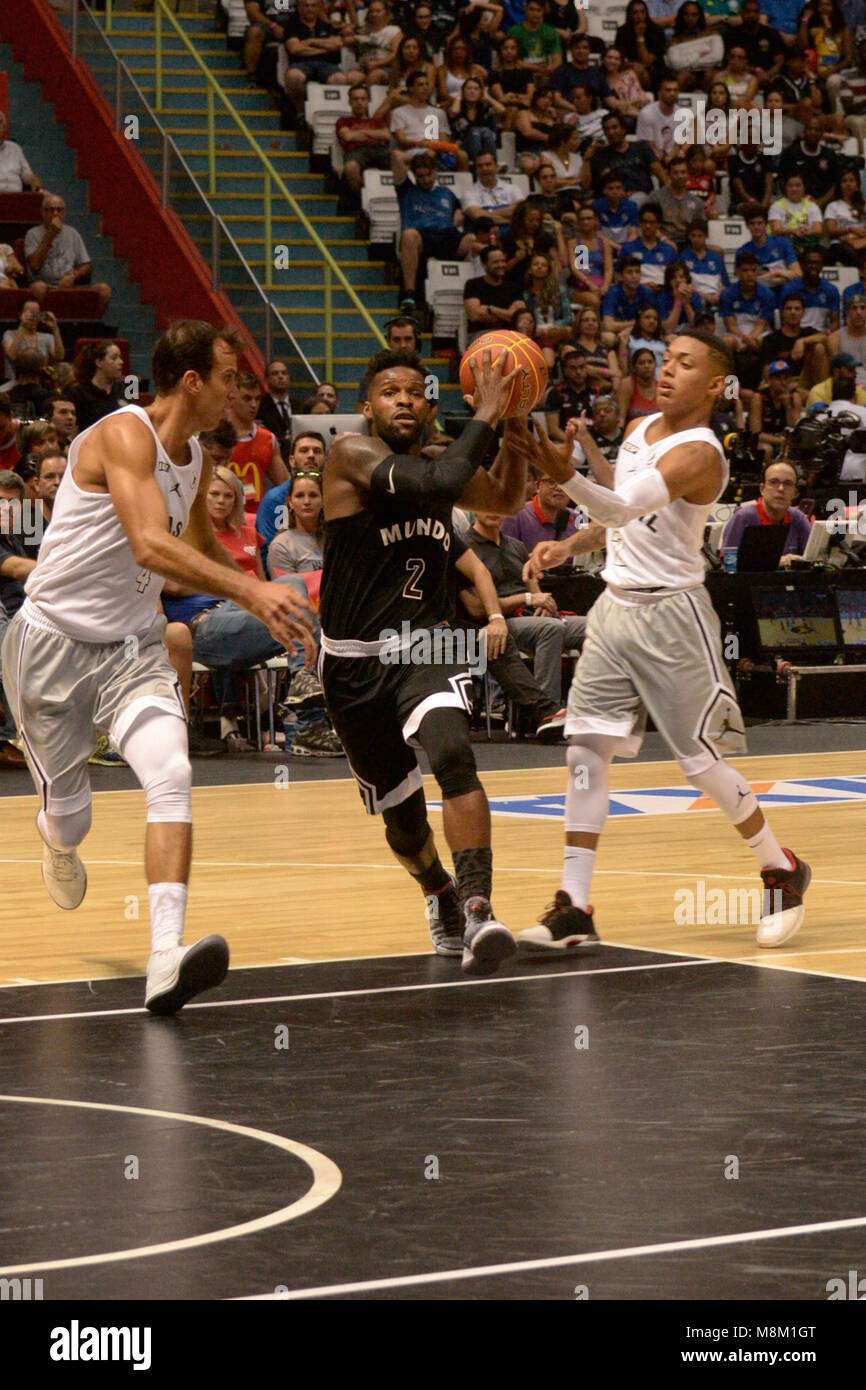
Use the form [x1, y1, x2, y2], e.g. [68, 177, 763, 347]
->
[414, 707, 482, 801]
[383, 788, 429, 858]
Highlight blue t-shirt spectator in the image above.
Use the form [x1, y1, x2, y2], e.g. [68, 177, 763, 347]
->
[618, 235, 678, 288]
[256, 480, 290, 571]
[718, 282, 777, 334]
[554, 61, 609, 103]
[843, 277, 866, 313]
[592, 195, 639, 246]
[779, 276, 840, 332]
[601, 281, 656, 323]
[743, 234, 799, 276]
[395, 176, 460, 231]
[760, 0, 805, 34]
[656, 287, 705, 327]
[680, 246, 730, 299]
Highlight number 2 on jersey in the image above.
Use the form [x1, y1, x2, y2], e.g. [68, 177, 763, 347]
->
[403, 557, 426, 600]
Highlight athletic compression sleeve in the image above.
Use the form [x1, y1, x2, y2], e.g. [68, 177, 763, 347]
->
[369, 421, 497, 502]
[559, 467, 671, 527]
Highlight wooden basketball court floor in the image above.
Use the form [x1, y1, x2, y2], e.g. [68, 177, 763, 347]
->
[1, 742, 866, 1302]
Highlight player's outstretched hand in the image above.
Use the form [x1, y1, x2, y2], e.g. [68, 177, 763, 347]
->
[531, 414, 576, 484]
[502, 415, 536, 467]
[252, 581, 318, 668]
[462, 348, 523, 424]
[523, 540, 573, 583]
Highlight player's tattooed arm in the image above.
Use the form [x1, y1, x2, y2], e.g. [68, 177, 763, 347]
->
[91, 415, 317, 661]
[327, 350, 521, 509]
[457, 417, 531, 514]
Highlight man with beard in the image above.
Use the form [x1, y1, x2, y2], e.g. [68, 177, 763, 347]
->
[319, 349, 529, 975]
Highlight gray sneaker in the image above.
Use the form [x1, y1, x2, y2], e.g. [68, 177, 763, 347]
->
[286, 720, 345, 758]
[462, 896, 516, 976]
[424, 876, 464, 957]
[280, 669, 325, 710]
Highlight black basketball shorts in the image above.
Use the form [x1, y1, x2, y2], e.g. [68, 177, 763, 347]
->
[320, 645, 474, 814]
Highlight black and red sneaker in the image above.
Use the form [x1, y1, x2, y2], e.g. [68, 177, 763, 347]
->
[757, 850, 811, 948]
[535, 709, 566, 743]
[517, 890, 600, 955]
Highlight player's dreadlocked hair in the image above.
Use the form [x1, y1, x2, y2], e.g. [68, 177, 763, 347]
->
[671, 328, 733, 377]
[361, 350, 427, 400]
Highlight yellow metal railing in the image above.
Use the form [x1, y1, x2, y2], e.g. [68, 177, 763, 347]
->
[104, 0, 386, 375]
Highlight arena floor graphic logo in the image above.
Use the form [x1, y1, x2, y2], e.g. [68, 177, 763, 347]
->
[431, 775, 866, 820]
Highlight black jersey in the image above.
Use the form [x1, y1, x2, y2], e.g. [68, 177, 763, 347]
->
[320, 489, 456, 642]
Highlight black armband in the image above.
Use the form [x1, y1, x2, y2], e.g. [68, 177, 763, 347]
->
[370, 420, 497, 502]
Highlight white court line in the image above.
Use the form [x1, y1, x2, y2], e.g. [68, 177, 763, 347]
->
[0, 956, 722, 1026]
[2, 856, 864, 891]
[246, 1213, 866, 1299]
[609, 937, 866, 987]
[0, 1095, 341, 1276]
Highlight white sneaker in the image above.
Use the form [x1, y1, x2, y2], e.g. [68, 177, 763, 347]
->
[145, 935, 230, 1015]
[42, 843, 87, 910]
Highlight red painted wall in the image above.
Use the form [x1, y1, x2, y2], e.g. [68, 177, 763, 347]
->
[0, 0, 264, 375]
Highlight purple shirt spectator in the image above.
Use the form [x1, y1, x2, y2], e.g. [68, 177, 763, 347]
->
[721, 500, 812, 557]
[501, 497, 584, 549]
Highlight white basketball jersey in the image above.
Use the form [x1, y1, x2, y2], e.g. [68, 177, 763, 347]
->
[24, 404, 202, 642]
[601, 412, 727, 600]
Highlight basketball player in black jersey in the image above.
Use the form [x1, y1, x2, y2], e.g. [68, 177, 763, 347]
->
[320, 348, 530, 975]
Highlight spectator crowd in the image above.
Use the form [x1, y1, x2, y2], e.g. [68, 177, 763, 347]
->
[219, 0, 866, 474]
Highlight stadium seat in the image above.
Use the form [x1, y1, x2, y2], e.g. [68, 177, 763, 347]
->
[304, 83, 351, 157]
[708, 218, 748, 275]
[0, 288, 32, 319]
[44, 289, 104, 321]
[362, 169, 399, 243]
[424, 259, 475, 338]
[822, 266, 860, 294]
[498, 131, 517, 171]
[587, 15, 619, 43]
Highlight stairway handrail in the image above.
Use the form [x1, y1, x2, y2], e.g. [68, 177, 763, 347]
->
[104, 0, 387, 368]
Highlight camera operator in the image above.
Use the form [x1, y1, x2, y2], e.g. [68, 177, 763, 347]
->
[721, 459, 812, 567]
[749, 359, 804, 465]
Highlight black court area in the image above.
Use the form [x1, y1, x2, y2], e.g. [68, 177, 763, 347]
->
[1, 947, 865, 1304]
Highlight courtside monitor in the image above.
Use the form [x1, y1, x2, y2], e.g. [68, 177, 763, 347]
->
[803, 516, 864, 563]
[736, 523, 788, 572]
[837, 588, 866, 647]
[752, 585, 838, 655]
[290, 415, 369, 445]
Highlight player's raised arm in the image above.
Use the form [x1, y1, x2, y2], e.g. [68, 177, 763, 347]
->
[90, 413, 316, 658]
[328, 349, 521, 505]
[527, 417, 723, 528]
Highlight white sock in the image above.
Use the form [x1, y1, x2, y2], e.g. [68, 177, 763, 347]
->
[562, 846, 595, 912]
[746, 822, 789, 872]
[149, 882, 188, 953]
[220, 716, 238, 738]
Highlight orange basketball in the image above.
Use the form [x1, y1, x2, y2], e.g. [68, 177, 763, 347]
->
[459, 330, 549, 419]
